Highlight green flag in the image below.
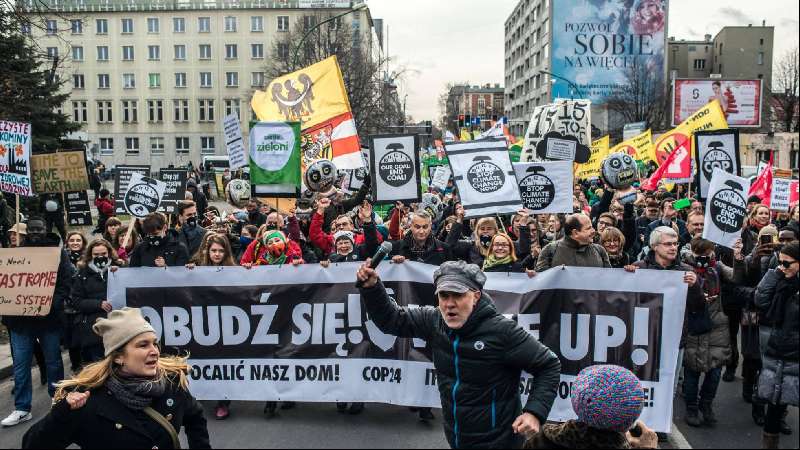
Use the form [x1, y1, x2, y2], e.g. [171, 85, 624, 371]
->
[249, 122, 301, 197]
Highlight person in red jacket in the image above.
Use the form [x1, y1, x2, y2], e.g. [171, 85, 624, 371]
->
[309, 197, 381, 258]
[93, 189, 115, 235]
[240, 229, 304, 267]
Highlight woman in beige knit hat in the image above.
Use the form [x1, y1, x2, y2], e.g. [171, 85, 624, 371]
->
[22, 308, 210, 449]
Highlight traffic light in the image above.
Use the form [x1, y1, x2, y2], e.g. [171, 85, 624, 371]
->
[425, 120, 432, 134]
[465, 115, 472, 127]
[458, 115, 465, 128]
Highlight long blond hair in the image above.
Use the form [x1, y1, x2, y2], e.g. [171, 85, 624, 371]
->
[54, 353, 190, 403]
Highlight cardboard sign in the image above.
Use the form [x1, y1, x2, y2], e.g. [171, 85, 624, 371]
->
[223, 114, 248, 171]
[522, 100, 592, 162]
[158, 169, 188, 214]
[513, 160, 574, 214]
[65, 191, 93, 226]
[114, 166, 151, 214]
[30, 151, 89, 193]
[344, 168, 368, 194]
[0, 120, 33, 196]
[369, 134, 422, 204]
[770, 178, 793, 212]
[694, 129, 741, 200]
[124, 172, 166, 218]
[703, 168, 751, 249]
[0, 247, 61, 317]
[430, 165, 452, 191]
[446, 139, 523, 218]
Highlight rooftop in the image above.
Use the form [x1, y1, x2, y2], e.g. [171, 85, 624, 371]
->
[18, 0, 360, 13]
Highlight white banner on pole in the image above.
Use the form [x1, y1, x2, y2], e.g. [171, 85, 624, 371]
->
[703, 168, 751, 249]
[770, 178, 792, 212]
[223, 114, 248, 171]
[513, 160, 574, 214]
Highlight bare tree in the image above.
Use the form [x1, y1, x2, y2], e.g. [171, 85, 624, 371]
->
[263, 13, 404, 138]
[772, 47, 799, 132]
[602, 62, 670, 135]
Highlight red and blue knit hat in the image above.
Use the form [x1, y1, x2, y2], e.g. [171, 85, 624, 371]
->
[571, 365, 646, 433]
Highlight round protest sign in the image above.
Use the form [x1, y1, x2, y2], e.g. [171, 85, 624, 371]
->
[378, 147, 414, 188]
[467, 157, 505, 194]
[519, 168, 556, 210]
[701, 143, 734, 181]
[124, 179, 161, 218]
[710, 180, 747, 233]
[250, 124, 296, 172]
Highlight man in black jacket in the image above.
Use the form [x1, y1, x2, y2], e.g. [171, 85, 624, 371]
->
[1, 217, 75, 427]
[176, 200, 209, 257]
[357, 260, 561, 448]
[390, 211, 452, 266]
[129, 213, 190, 268]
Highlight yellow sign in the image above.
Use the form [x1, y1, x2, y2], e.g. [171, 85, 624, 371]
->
[610, 130, 655, 165]
[0, 247, 61, 317]
[460, 129, 472, 141]
[251, 56, 352, 129]
[575, 136, 610, 180]
[654, 100, 728, 166]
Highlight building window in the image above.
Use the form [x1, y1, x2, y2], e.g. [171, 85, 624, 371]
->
[97, 101, 113, 123]
[278, 43, 289, 59]
[122, 45, 134, 61]
[199, 44, 212, 60]
[99, 137, 114, 155]
[224, 16, 237, 32]
[277, 16, 289, 32]
[147, 17, 159, 33]
[47, 47, 59, 60]
[251, 72, 265, 87]
[756, 150, 771, 163]
[760, 38, 764, 46]
[98, 74, 110, 89]
[72, 101, 88, 123]
[150, 137, 165, 156]
[175, 72, 187, 88]
[21, 23, 31, 35]
[303, 16, 316, 31]
[198, 99, 215, 122]
[72, 46, 84, 61]
[173, 17, 185, 33]
[121, 18, 133, 34]
[757, 52, 764, 65]
[174, 45, 186, 60]
[225, 44, 238, 59]
[201, 136, 216, 155]
[148, 45, 160, 60]
[71, 19, 83, 34]
[175, 137, 190, 154]
[148, 73, 161, 88]
[225, 99, 241, 119]
[251, 43, 264, 59]
[125, 137, 140, 156]
[719, 43, 723, 54]
[173, 99, 189, 122]
[251, 16, 263, 32]
[96, 19, 108, 34]
[122, 73, 136, 89]
[97, 46, 109, 61]
[73, 74, 85, 89]
[226, 72, 239, 87]
[200, 72, 212, 88]
[122, 100, 138, 123]
[46, 19, 57, 35]
[693, 59, 706, 70]
[148, 100, 164, 122]
[198, 17, 211, 33]
[790, 150, 799, 170]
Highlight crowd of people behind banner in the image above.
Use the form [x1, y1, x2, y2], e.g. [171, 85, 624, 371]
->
[0, 161, 798, 450]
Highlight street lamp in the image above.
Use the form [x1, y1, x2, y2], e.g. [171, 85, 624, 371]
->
[292, 3, 369, 69]
[539, 69, 584, 100]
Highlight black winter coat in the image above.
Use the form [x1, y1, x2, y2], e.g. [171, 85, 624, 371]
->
[360, 282, 561, 449]
[755, 270, 799, 361]
[178, 224, 209, 257]
[129, 230, 190, 268]
[390, 233, 452, 266]
[23, 380, 210, 449]
[68, 267, 109, 348]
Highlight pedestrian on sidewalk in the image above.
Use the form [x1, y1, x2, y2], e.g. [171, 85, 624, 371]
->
[22, 308, 210, 449]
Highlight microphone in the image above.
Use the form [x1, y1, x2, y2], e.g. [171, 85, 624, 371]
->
[356, 241, 393, 288]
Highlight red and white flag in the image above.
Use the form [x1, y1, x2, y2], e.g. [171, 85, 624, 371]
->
[641, 135, 691, 190]
[748, 152, 773, 206]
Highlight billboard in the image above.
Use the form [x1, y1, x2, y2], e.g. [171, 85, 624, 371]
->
[551, 0, 667, 101]
[672, 79, 763, 127]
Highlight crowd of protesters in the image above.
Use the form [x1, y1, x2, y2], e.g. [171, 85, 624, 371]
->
[0, 165, 797, 450]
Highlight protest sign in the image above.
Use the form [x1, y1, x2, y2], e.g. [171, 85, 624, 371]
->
[113, 165, 150, 214]
[662, 135, 693, 184]
[0, 120, 32, 196]
[522, 100, 592, 162]
[790, 181, 799, 206]
[65, 191, 92, 226]
[249, 122, 301, 198]
[694, 130, 741, 200]
[369, 134, 421, 204]
[703, 168, 751, 249]
[574, 136, 610, 180]
[513, 160, 573, 214]
[430, 165, 452, 191]
[654, 100, 728, 166]
[0, 247, 61, 317]
[342, 168, 367, 194]
[108, 262, 687, 433]
[124, 173, 166, 218]
[770, 178, 793, 212]
[30, 151, 89, 193]
[223, 114, 247, 171]
[611, 130, 656, 165]
[446, 139, 523, 218]
[158, 169, 188, 214]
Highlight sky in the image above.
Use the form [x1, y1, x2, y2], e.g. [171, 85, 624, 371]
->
[366, 0, 800, 122]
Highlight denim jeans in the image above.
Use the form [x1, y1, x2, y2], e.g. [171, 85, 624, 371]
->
[683, 367, 722, 410]
[10, 329, 64, 412]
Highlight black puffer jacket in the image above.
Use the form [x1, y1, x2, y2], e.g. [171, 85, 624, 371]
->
[755, 270, 799, 362]
[68, 266, 110, 348]
[360, 281, 561, 449]
[128, 230, 190, 268]
[390, 233, 452, 266]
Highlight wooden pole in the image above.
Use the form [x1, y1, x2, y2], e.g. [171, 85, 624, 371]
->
[121, 218, 135, 250]
[15, 194, 19, 224]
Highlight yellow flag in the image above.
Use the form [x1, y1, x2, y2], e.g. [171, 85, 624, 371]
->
[654, 100, 728, 166]
[251, 56, 352, 129]
[610, 130, 655, 165]
[575, 136, 610, 180]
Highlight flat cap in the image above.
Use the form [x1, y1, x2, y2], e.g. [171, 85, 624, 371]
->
[433, 261, 486, 295]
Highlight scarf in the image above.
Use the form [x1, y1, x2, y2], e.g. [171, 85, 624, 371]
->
[106, 370, 167, 411]
[749, 218, 767, 231]
[483, 254, 513, 271]
[88, 261, 109, 281]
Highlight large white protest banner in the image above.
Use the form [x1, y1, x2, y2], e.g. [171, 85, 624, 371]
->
[109, 262, 686, 433]
[703, 168, 751, 249]
[0, 120, 32, 196]
[223, 114, 247, 171]
[770, 178, 793, 212]
[446, 139, 522, 218]
[694, 130, 740, 200]
[513, 161, 573, 214]
[369, 134, 421, 204]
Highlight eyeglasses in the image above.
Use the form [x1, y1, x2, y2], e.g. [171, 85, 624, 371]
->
[493, 243, 511, 249]
[780, 260, 797, 269]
